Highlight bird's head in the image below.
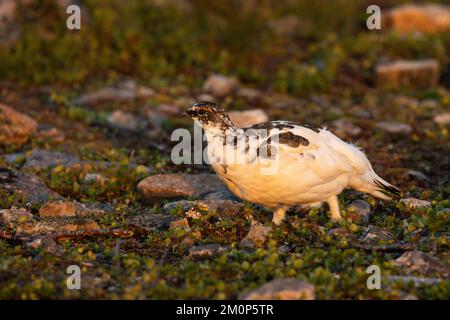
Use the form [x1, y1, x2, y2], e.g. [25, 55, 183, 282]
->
[185, 102, 234, 130]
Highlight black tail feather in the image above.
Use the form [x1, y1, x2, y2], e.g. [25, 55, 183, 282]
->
[373, 179, 401, 198]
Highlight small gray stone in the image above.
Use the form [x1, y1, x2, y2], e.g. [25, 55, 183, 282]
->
[345, 200, 371, 224]
[331, 119, 362, 137]
[75, 202, 110, 218]
[0, 103, 38, 146]
[0, 207, 35, 227]
[127, 214, 176, 231]
[203, 74, 239, 98]
[376, 121, 413, 135]
[83, 173, 106, 184]
[400, 198, 431, 209]
[240, 220, 271, 247]
[361, 225, 393, 243]
[240, 278, 315, 300]
[407, 170, 430, 183]
[189, 244, 230, 259]
[434, 113, 450, 125]
[27, 236, 65, 256]
[107, 110, 144, 131]
[163, 199, 243, 217]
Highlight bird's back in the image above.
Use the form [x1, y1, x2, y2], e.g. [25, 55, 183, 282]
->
[208, 121, 362, 207]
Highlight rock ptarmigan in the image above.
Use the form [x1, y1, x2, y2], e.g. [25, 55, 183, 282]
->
[185, 102, 401, 225]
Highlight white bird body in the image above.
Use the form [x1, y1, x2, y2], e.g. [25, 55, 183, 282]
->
[186, 103, 400, 225]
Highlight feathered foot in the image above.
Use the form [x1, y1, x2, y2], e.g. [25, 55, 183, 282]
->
[272, 207, 287, 225]
[327, 195, 342, 222]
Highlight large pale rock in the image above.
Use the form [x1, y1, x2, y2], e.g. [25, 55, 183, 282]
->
[228, 109, 269, 128]
[375, 60, 440, 89]
[0, 103, 37, 146]
[203, 74, 239, 98]
[137, 173, 230, 200]
[383, 4, 450, 35]
[240, 278, 315, 300]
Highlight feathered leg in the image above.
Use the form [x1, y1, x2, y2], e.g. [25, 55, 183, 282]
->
[272, 207, 287, 225]
[327, 195, 342, 222]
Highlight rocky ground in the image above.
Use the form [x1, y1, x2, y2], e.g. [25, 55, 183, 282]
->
[0, 1, 449, 299]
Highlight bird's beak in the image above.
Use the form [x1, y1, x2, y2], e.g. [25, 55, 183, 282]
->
[184, 108, 196, 118]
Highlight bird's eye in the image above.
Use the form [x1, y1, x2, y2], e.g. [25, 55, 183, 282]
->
[197, 109, 207, 115]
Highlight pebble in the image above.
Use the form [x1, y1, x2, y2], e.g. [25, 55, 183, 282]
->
[240, 220, 271, 247]
[400, 198, 431, 209]
[0, 103, 38, 146]
[189, 244, 230, 259]
[240, 278, 315, 300]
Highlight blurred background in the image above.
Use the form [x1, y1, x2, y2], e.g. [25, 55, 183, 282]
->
[0, 0, 448, 89]
[0, 0, 449, 300]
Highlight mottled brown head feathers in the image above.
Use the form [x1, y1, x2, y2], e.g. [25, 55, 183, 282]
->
[185, 102, 234, 129]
